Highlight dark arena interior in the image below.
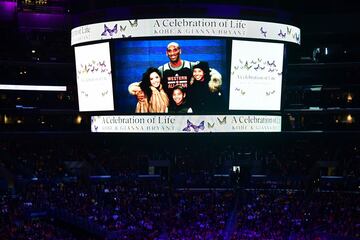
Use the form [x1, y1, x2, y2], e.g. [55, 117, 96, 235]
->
[0, 0, 359, 239]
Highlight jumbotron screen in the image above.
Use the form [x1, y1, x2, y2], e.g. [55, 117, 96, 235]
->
[72, 18, 300, 133]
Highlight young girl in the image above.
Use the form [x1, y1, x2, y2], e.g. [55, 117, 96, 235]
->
[129, 67, 169, 113]
[168, 85, 193, 114]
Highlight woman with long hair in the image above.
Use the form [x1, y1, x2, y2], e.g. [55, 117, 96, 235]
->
[129, 67, 169, 113]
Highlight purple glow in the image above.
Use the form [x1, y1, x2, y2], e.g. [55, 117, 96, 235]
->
[0, 2, 17, 21]
[18, 12, 69, 31]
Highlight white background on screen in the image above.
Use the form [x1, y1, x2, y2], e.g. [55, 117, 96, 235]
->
[75, 42, 114, 112]
[229, 40, 284, 111]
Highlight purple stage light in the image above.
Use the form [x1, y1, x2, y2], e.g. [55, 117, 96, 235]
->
[0, 1, 17, 21]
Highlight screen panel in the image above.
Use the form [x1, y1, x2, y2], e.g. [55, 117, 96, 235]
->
[74, 42, 114, 112]
[112, 38, 284, 114]
[229, 40, 284, 111]
[91, 115, 281, 133]
[113, 39, 228, 114]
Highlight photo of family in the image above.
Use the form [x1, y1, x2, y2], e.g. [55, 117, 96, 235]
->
[113, 39, 228, 114]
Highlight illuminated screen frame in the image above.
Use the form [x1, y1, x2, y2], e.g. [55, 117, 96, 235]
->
[71, 18, 301, 133]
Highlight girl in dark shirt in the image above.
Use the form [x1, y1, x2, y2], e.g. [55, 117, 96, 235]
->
[189, 61, 223, 113]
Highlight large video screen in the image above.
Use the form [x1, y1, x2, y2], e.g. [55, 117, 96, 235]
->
[71, 17, 301, 133]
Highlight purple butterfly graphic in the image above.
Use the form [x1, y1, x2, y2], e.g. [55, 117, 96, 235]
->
[192, 121, 205, 132]
[182, 120, 205, 132]
[278, 29, 286, 38]
[260, 27, 267, 37]
[98, 61, 106, 67]
[267, 60, 276, 67]
[182, 120, 192, 132]
[101, 24, 118, 37]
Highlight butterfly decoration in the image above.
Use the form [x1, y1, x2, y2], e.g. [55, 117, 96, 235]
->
[91, 117, 99, 132]
[251, 60, 257, 65]
[257, 58, 262, 63]
[101, 90, 108, 97]
[119, 25, 127, 32]
[267, 60, 276, 67]
[98, 61, 106, 67]
[265, 90, 276, 96]
[182, 120, 205, 132]
[278, 29, 286, 38]
[182, 120, 193, 132]
[260, 27, 267, 38]
[81, 91, 88, 97]
[101, 24, 118, 37]
[254, 64, 260, 71]
[84, 65, 90, 73]
[277, 72, 283, 76]
[129, 19, 138, 27]
[79, 60, 112, 75]
[192, 121, 205, 132]
[234, 65, 239, 70]
[268, 68, 275, 72]
[122, 34, 132, 38]
[207, 122, 215, 128]
[235, 88, 246, 95]
[287, 26, 292, 35]
[244, 61, 252, 70]
[217, 116, 227, 125]
[293, 33, 300, 42]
